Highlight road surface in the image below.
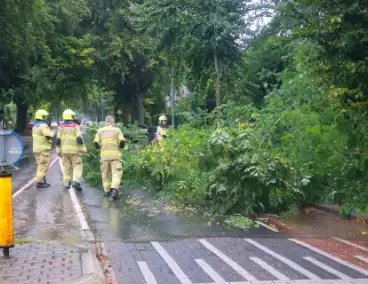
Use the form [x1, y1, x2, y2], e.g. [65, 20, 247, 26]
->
[9, 138, 368, 284]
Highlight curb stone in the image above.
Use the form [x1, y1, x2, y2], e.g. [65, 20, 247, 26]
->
[315, 204, 368, 223]
[72, 250, 106, 284]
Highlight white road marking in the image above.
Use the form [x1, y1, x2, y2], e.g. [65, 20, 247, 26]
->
[255, 221, 279, 232]
[198, 239, 257, 281]
[58, 158, 90, 230]
[195, 259, 226, 283]
[249, 256, 290, 281]
[355, 255, 368, 264]
[333, 237, 368, 252]
[290, 238, 368, 276]
[198, 280, 368, 284]
[13, 156, 59, 198]
[225, 281, 302, 284]
[151, 241, 192, 284]
[245, 239, 320, 280]
[137, 261, 158, 284]
[304, 256, 352, 279]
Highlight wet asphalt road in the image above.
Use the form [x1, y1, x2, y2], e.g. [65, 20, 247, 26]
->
[79, 181, 282, 243]
[78, 181, 368, 284]
[11, 133, 368, 284]
[12, 152, 82, 243]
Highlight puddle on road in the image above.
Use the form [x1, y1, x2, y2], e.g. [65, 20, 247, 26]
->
[84, 186, 280, 242]
[13, 164, 84, 245]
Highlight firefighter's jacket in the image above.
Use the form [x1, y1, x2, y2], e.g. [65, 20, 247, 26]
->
[56, 121, 87, 155]
[94, 125, 125, 161]
[32, 121, 54, 153]
[157, 126, 169, 143]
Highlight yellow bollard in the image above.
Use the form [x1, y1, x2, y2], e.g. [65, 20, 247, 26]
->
[0, 172, 14, 257]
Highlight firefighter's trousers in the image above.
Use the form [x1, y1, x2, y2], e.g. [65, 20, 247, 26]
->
[34, 150, 51, 183]
[101, 159, 123, 192]
[61, 154, 83, 186]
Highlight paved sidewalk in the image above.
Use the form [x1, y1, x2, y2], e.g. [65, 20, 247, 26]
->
[0, 241, 85, 283]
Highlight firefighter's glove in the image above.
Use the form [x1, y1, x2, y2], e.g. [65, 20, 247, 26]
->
[94, 142, 101, 150]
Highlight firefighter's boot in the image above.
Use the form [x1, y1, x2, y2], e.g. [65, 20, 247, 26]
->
[110, 188, 119, 200]
[65, 181, 71, 190]
[36, 182, 50, 188]
[72, 181, 82, 191]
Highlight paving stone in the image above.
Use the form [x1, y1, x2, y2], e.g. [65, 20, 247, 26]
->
[0, 242, 83, 283]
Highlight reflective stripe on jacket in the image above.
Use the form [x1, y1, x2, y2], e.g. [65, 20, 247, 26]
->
[94, 125, 125, 161]
[56, 121, 86, 154]
[32, 121, 54, 153]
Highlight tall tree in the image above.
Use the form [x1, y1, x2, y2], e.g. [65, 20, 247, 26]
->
[132, 0, 273, 107]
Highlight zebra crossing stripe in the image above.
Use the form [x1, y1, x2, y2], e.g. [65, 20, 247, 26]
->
[195, 259, 226, 283]
[223, 280, 368, 284]
[255, 221, 279, 232]
[151, 241, 192, 284]
[245, 239, 320, 280]
[249, 256, 290, 281]
[354, 255, 368, 264]
[199, 239, 257, 281]
[304, 256, 352, 280]
[290, 238, 368, 276]
[137, 261, 158, 284]
[333, 238, 368, 252]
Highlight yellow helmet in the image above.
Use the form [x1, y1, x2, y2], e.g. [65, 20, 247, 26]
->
[158, 115, 167, 123]
[62, 109, 76, 120]
[35, 109, 49, 120]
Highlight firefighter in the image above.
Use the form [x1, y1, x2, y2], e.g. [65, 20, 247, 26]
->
[56, 109, 86, 190]
[94, 115, 125, 199]
[32, 109, 54, 188]
[250, 112, 258, 127]
[157, 115, 169, 144]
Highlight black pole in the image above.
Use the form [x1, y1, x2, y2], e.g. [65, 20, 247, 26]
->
[3, 247, 9, 258]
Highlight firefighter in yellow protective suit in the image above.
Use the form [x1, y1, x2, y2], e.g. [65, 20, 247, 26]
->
[94, 115, 125, 199]
[157, 115, 169, 144]
[56, 109, 87, 190]
[32, 109, 54, 188]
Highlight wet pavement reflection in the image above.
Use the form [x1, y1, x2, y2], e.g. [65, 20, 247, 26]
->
[12, 153, 83, 244]
[79, 181, 281, 243]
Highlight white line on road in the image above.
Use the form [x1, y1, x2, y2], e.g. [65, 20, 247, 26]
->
[196, 281, 368, 284]
[255, 221, 279, 232]
[245, 239, 320, 280]
[151, 241, 192, 284]
[249, 256, 290, 281]
[354, 255, 368, 264]
[304, 256, 352, 280]
[58, 158, 90, 230]
[59, 158, 118, 282]
[13, 156, 59, 198]
[290, 238, 368, 277]
[333, 237, 368, 252]
[198, 239, 257, 281]
[195, 259, 226, 283]
[137, 261, 158, 284]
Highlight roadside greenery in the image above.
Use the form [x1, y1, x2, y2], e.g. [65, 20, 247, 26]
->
[82, 0, 368, 217]
[2, 0, 367, 216]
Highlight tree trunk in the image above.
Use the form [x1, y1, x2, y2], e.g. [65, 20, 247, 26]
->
[55, 101, 61, 123]
[15, 102, 28, 133]
[137, 93, 145, 125]
[213, 47, 221, 107]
